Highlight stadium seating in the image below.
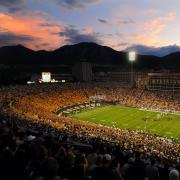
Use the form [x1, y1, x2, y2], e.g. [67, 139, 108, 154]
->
[0, 83, 179, 180]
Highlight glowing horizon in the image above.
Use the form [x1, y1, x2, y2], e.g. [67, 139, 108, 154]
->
[0, 0, 180, 52]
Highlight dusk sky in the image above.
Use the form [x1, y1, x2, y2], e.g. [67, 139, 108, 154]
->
[0, 0, 180, 52]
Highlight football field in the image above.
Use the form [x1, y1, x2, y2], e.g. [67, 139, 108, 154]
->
[71, 105, 180, 140]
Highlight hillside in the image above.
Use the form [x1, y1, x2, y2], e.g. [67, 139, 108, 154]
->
[0, 42, 179, 71]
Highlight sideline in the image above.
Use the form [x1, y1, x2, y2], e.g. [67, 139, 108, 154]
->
[138, 108, 180, 116]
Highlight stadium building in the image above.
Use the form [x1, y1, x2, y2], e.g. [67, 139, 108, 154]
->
[137, 73, 180, 91]
[72, 61, 93, 82]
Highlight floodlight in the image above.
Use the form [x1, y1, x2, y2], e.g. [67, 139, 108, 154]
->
[129, 51, 136, 62]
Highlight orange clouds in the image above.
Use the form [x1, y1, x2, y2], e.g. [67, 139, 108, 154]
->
[0, 13, 66, 50]
[128, 13, 176, 46]
[144, 12, 176, 31]
[0, 12, 101, 50]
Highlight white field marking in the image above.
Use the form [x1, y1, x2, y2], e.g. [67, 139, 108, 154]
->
[138, 108, 180, 115]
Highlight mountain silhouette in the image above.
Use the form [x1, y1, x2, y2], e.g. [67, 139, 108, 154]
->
[0, 42, 179, 71]
[126, 44, 180, 57]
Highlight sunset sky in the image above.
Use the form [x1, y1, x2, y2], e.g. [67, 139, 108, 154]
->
[0, 0, 180, 52]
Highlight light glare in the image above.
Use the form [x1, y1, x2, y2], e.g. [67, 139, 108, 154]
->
[42, 72, 51, 82]
[129, 51, 136, 62]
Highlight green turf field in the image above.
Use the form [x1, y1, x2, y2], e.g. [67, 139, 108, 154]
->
[71, 105, 180, 140]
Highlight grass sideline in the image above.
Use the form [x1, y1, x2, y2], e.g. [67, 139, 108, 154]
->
[70, 105, 180, 140]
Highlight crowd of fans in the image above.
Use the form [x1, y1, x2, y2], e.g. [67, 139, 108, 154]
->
[0, 83, 180, 180]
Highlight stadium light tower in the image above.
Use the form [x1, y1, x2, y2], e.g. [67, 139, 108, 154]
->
[128, 51, 136, 88]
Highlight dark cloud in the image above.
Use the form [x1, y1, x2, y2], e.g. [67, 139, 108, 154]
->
[34, 43, 52, 50]
[59, 26, 101, 44]
[39, 22, 61, 28]
[116, 18, 134, 25]
[0, 32, 34, 47]
[0, 0, 26, 12]
[111, 42, 129, 49]
[56, 0, 101, 9]
[98, 18, 108, 24]
[125, 44, 180, 57]
[0, 0, 24, 6]
[117, 42, 130, 47]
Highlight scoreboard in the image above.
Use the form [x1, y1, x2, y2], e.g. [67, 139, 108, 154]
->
[41, 72, 51, 82]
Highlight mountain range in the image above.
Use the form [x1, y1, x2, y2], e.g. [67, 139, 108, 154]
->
[126, 44, 180, 57]
[0, 42, 180, 71]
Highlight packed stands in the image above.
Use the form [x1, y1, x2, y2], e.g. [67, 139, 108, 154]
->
[0, 83, 179, 180]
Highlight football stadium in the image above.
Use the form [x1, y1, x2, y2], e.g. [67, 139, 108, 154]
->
[0, 80, 180, 179]
[1, 0, 180, 179]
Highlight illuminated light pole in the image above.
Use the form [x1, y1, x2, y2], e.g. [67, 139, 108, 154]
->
[128, 51, 136, 88]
